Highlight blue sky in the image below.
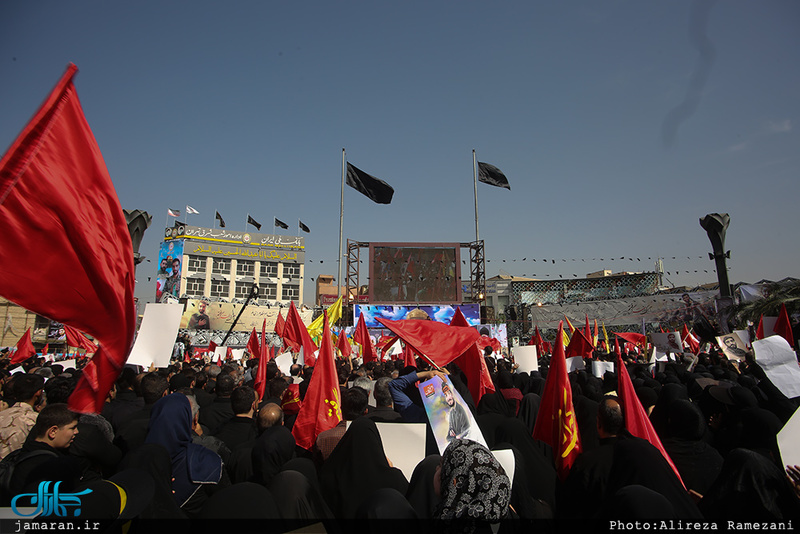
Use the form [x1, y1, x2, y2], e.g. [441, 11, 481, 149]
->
[1, 1, 798, 306]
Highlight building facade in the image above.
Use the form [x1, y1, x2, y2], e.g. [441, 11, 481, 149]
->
[158, 224, 305, 305]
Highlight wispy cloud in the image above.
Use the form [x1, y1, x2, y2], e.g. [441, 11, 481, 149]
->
[725, 118, 792, 152]
[767, 119, 792, 133]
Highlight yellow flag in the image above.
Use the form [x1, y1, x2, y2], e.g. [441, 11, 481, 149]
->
[602, 322, 610, 351]
[307, 296, 343, 342]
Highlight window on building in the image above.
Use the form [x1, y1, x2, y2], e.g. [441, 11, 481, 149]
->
[185, 278, 205, 297]
[281, 285, 300, 302]
[284, 263, 301, 279]
[187, 255, 206, 274]
[210, 279, 228, 298]
[260, 262, 278, 278]
[261, 284, 277, 300]
[212, 258, 231, 275]
[236, 260, 255, 277]
[234, 281, 253, 299]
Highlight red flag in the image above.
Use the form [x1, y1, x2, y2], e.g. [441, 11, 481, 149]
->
[247, 327, 260, 358]
[402, 343, 418, 368]
[566, 328, 594, 359]
[448, 308, 495, 405]
[42, 343, 49, 356]
[292, 311, 341, 450]
[616, 352, 684, 487]
[283, 301, 317, 366]
[774, 304, 795, 348]
[336, 328, 352, 359]
[614, 337, 622, 358]
[64, 324, 96, 353]
[11, 328, 36, 365]
[681, 324, 699, 355]
[253, 320, 268, 400]
[378, 317, 495, 406]
[450, 307, 470, 328]
[532, 322, 581, 479]
[614, 331, 646, 347]
[0, 64, 136, 413]
[354, 312, 378, 363]
[377, 335, 400, 354]
[584, 314, 592, 343]
[756, 315, 764, 340]
[275, 312, 287, 339]
[208, 340, 217, 353]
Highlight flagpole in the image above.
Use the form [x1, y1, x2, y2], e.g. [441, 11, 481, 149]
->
[472, 149, 479, 242]
[214, 208, 217, 229]
[338, 148, 345, 298]
[245, 213, 249, 233]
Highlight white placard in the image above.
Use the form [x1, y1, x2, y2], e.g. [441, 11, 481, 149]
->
[375, 422, 426, 483]
[762, 317, 778, 338]
[778, 406, 800, 470]
[753, 336, 800, 399]
[733, 329, 751, 348]
[274, 352, 293, 376]
[126, 303, 184, 368]
[60, 359, 76, 370]
[492, 449, 516, 489]
[651, 332, 683, 354]
[591, 361, 615, 378]
[212, 346, 227, 363]
[511, 346, 538, 373]
[231, 348, 245, 362]
[566, 356, 585, 372]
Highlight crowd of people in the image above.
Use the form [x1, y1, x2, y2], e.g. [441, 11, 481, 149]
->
[0, 339, 798, 532]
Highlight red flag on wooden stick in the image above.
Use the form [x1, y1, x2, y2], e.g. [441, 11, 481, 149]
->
[11, 328, 36, 365]
[0, 64, 136, 413]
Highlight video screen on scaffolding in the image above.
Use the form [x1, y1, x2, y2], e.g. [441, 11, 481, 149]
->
[368, 242, 462, 304]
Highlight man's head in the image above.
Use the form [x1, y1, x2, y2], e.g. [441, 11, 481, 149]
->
[172, 259, 180, 274]
[215, 374, 235, 397]
[441, 382, 455, 408]
[231, 385, 258, 416]
[290, 364, 302, 377]
[341, 387, 368, 421]
[160, 259, 168, 271]
[667, 333, 677, 344]
[198, 301, 207, 314]
[31, 403, 79, 449]
[11, 374, 45, 405]
[374, 377, 393, 408]
[258, 403, 284, 430]
[141, 372, 169, 405]
[723, 336, 737, 349]
[597, 396, 623, 438]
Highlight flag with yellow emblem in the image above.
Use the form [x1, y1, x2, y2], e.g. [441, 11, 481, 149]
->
[307, 296, 343, 344]
[291, 311, 341, 451]
[533, 321, 582, 479]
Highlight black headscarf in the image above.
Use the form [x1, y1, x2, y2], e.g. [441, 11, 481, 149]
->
[270, 469, 334, 523]
[198, 482, 280, 520]
[319, 417, 408, 518]
[121, 443, 186, 519]
[405, 454, 441, 519]
[434, 439, 511, 531]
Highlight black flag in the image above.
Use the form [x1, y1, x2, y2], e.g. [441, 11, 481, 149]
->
[477, 162, 510, 190]
[215, 211, 226, 228]
[346, 162, 394, 204]
[274, 218, 289, 230]
[247, 215, 261, 231]
[299, 220, 310, 233]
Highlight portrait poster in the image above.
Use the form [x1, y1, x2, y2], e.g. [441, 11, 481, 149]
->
[716, 332, 751, 361]
[418, 375, 487, 455]
[156, 240, 184, 302]
[651, 332, 683, 354]
[511, 345, 538, 373]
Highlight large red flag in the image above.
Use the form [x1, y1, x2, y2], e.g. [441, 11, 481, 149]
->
[11, 328, 36, 365]
[614, 336, 622, 358]
[756, 315, 764, 340]
[247, 327, 260, 358]
[0, 64, 136, 413]
[614, 331, 646, 347]
[253, 320, 268, 400]
[616, 352, 684, 487]
[64, 324, 97, 353]
[283, 301, 317, 366]
[565, 328, 594, 359]
[292, 311, 341, 450]
[336, 328, 352, 360]
[275, 312, 287, 338]
[681, 324, 700, 355]
[532, 322, 581, 480]
[448, 308, 495, 406]
[402, 343, 418, 368]
[378, 317, 495, 405]
[584, 314, 592, 344]
[774, 303, 795, 348]
[354, 312, 378, 363]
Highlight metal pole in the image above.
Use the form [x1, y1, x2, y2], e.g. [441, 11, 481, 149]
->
[473, 149, 479, 242]
[338, 149, 346, 298]
[221, 283, 259, 346]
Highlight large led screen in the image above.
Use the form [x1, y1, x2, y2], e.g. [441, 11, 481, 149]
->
[369, 243, 461, 304]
